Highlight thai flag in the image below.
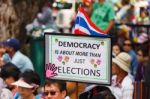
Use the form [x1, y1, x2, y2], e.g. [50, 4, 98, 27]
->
[72, 7, 108, 36]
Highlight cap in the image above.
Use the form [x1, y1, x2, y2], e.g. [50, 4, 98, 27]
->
[4, 38, 20, 51]
[11, 79, 39, 88]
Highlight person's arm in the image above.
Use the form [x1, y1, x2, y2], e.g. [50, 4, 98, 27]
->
[104, 4, 115, 34]
[88, 4, 93, 17]
[104, 20, 114, 34]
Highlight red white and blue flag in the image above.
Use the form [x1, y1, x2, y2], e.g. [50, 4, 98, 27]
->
[72, 7, 107, 36]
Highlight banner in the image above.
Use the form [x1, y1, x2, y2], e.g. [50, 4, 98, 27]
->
[45, 34, 111, 85]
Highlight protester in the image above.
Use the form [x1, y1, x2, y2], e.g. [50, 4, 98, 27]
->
[0, 43, 6, 90]
[0, 62, 21, 96]
[82, 0, 93, 16]
[0, 87, 13, 99]
[123, 39, 138, 79]
[135, 48, 146, 81]
[12, 69, 41, 99]
[137, 7, 150, 25]
[109, 52, 134, 99]
[3, 38, 34, 72]
[0, 62, 20, 99]
[89, 0, 115, 34]
[79, 85, 115, 99]
[115, 0, 131, 23]
[117, 24, 130, 47]
[91, 88, 116, 99]
[0, 42, 10, 66]
[0, 42, 5, 57]
[112, 43, 122, 57]
[42, 79, 68, 99]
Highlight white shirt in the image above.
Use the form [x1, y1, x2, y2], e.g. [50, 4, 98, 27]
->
[65, 96, 70, 99]
[0, 78, 6, 89]
[0, 88, 13, 99]
[109, 75, 134, 99]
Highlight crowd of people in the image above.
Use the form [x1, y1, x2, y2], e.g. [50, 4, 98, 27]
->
[0, 0, 150, 99]
[0, 37, 149, 99]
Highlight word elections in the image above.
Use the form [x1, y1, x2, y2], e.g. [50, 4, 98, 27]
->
[58, 41, 100, 49]
[57, 66, 101, 77]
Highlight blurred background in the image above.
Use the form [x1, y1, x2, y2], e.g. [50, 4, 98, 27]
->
[0, 0, 150, 86]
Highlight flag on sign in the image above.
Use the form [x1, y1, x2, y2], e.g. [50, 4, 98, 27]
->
[72, 7, 107, 36]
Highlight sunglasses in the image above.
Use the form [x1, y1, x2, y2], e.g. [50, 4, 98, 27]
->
[123, 43, 131, 46]
[43, 91, 58, 96]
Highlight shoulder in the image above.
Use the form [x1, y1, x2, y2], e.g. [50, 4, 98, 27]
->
[129, 50, 137, 58]
[13, 51, 32, 62]
[122, 75, 133, 89]
[0, 88, 13, 99]
[12, 51, 24, 60]
[93, 3, 99, 8]
[104, 2, 114, 9]
[1, 88, 12, 94]
[65, 96, 70, 99]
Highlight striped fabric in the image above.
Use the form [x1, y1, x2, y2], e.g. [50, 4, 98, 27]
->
[72, 7, 108, 37]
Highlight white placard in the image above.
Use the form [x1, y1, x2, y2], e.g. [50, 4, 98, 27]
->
[45, 34, 111, 85]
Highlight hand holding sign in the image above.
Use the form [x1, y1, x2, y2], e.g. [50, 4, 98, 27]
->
[45, 63, 57, 78]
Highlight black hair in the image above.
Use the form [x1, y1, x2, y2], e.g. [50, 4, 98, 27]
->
[121, 0, 130, 5]
[91, 87, 116, 99]
[20, 69, 41, 95]
[0, 62, 21, 81]
[140, 7, 149, 16]
[20, 69, 41, 86]
[44, 79, 66, 92]
[112, 43, 123, 52]
[79, 86, 116, 99]
[92, 89, 116, 99]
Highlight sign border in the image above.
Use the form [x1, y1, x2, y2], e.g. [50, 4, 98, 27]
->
[44, 33, 112, 85]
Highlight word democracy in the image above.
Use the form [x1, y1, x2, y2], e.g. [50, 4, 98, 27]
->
[58, 41, 101, 49]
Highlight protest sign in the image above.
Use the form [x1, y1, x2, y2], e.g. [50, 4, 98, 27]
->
[45, 34, 111, 85]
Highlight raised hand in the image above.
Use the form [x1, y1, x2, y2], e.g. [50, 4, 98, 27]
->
[45, 63, 57, 78]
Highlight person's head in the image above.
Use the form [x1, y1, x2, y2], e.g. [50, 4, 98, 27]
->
[121, 0, 130, 5]
[140, 7, 148, 18]
[0, 62, 20, 89]
[136, 48, 144, 62]
[79, 86, 115, 99]
[92, 89, 116, 99]
[137, 47, 149, 64]
[3, 38, 20, 57]
[112, 44, 122, 57]
[98, 0, 105, 3]
[82, 0, 92, 6]
[0, 42, 6, 57]
[43, 79, 67, 99]
[12, 70, 40, 98]
[117, 25, 130, 39]
[112, 52, 131, 75]
[0, 43, 5, 66]
[123, 39, 132, 52]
